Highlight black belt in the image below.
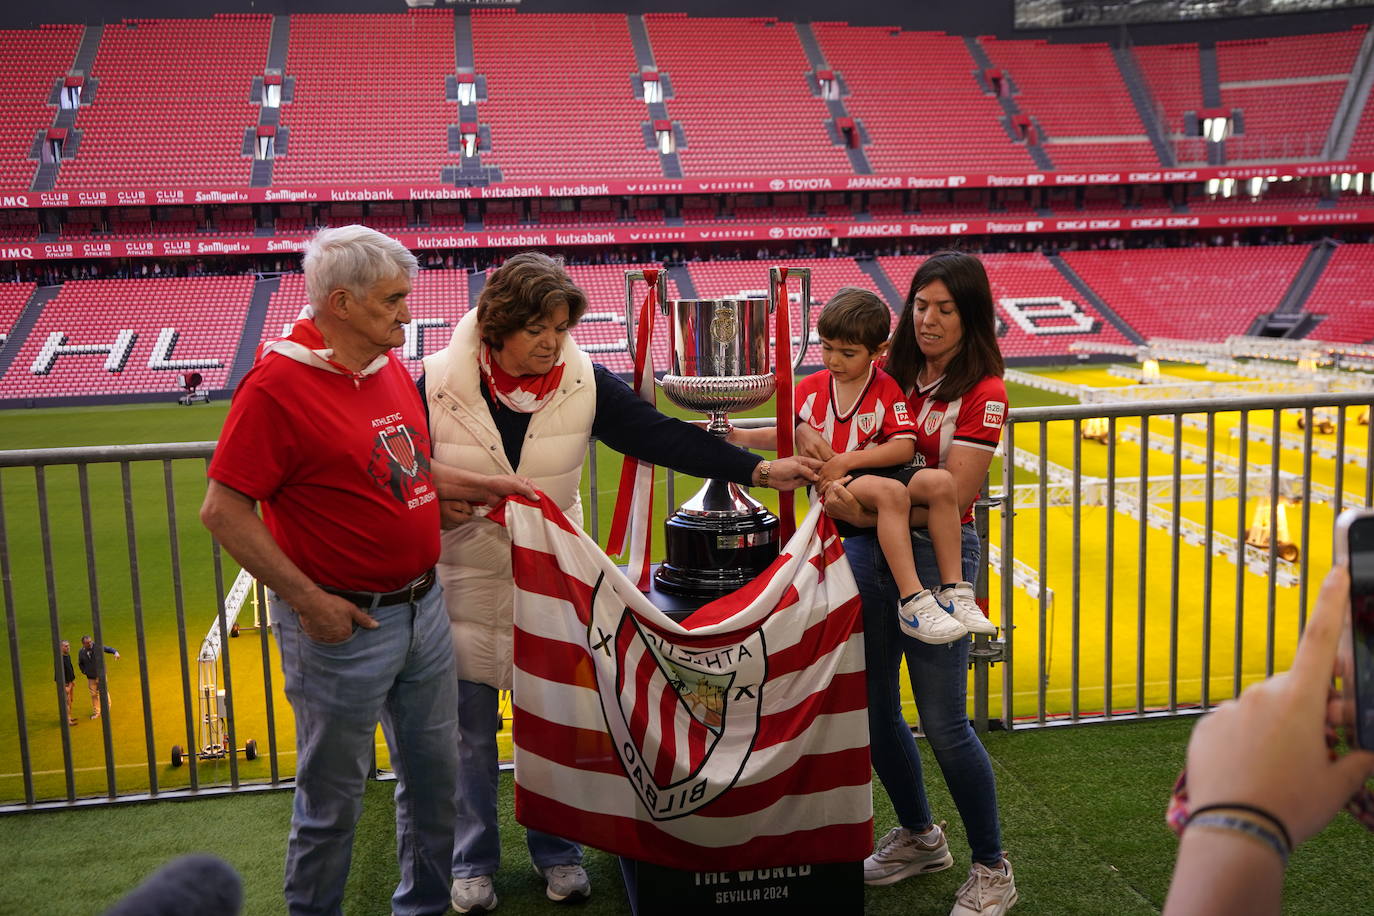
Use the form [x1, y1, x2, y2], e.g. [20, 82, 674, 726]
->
[320, 569, 436, 608]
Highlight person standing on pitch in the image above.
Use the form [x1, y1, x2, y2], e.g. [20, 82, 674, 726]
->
[200, 225, 535, 916]
[59, 640, 77, 726]
[727, 287, 996, 644]
[78, 635, 120, 719]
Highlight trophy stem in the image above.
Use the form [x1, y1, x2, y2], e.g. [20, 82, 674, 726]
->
[705, 412, 733, 438]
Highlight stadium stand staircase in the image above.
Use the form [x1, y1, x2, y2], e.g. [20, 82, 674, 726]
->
[1252, 239, 1336, 337]
[1324, 27, 1374, 159]
[856, 260, 902, 312]
[31, 25, 101, 192]
[1198, 42, 1226, 164]
[224, 276, 276, 392]
[666, 264, 697, 301]
[0, 286, 60, 381]
[628, 15, 684, 179]
[1113, 46, 1175, 167]
[446, 12, 497, 185]
[250, 15, 291, 188]
[1047, 254, 1146, 345]
[467, 268, 486, 315]
[793, 22, 871, 175]
[964, 36, 1054, 170]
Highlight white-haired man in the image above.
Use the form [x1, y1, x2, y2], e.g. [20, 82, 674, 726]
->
[201, 225, 534, 916]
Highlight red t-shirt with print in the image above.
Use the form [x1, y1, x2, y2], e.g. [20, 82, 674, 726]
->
[209, 351, 440, 592]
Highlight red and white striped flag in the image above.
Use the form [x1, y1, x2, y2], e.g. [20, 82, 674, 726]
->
[491, 496, 872, 870]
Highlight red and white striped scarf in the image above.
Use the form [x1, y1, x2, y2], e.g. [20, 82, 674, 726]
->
[478, 340, 566, 413]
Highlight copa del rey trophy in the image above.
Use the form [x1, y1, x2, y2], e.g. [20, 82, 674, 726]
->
[624, 267, 811, 598]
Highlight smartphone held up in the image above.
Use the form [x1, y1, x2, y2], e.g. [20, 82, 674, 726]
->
[1336, 508, 1374, 750]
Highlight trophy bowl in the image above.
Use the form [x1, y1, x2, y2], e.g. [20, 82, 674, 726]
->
[625, 269, 812, 599]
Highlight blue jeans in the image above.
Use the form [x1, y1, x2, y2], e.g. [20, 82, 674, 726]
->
[272, 585, 459, 916]
[451, 679, 582, 877]
[845, 524, 1004, 866]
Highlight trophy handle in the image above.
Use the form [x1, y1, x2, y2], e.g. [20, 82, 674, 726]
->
[768, 266, 812, 369]
[624, 268, 669, 375]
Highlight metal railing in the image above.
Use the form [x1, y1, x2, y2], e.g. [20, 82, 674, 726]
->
[2, 388, 1372, 810]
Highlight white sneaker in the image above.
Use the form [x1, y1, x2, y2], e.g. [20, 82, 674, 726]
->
[864, 823, 954, 886]
[939, 582, 997, 635]
[536, 863, 591, 903]
[450, 875, 498, 914]
[950, 858, 1018, 915]
[898, 590, 967, 644]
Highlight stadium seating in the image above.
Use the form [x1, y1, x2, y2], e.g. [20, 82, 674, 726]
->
[0, 282, 36, 343]
[1062, 245, 1309, 341]
[55, 16, 269, 189]
[879, 253, 1132, 360]
[1133, 43, 1208, 166]
[1215, 29, 1365, 162]
[811, 24, 1035, 172]
[472, 11, 662, 180]
[256, 270, 468, 380]
[978, 37, 1157, 170]
[644, 14, 851, 176]
[273, 11, 459, 185]
[0, 276, 254, 398]
[0, 25, 82, 191]
[564, 263, 682, 375]
[1302, 243, 1374, 343]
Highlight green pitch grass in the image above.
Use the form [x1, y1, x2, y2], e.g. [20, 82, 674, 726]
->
[3, 717, 1373, 915]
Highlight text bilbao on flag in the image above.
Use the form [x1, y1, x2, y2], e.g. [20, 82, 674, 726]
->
[493, 495, 873, 870]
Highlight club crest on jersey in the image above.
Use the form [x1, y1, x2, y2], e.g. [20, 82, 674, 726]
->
[983, 401, 1006, 429]
[587, 575, 765, 821]
[368, 423, 434, 505]
[381, 426, 419, 477]
[857, 413, 877, 436]
[923, 409, 945, 436]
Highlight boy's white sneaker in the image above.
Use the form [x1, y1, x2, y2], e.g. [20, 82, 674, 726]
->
[898, 590, 967, 644]
[939, 582, 998, 636]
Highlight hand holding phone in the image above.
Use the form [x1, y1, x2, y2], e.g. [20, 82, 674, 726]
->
[1335, 508, 1374, 750]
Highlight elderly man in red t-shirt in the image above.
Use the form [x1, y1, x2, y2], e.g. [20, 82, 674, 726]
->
[201, 225, 534, 916]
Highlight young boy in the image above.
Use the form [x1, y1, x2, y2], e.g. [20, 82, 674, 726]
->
[730, 288, 995, 643]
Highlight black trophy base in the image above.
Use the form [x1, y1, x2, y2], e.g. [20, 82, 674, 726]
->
[619, 858, 863, 915]
[653, 507, 779, 598]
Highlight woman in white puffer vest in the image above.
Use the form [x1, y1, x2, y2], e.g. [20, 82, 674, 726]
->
[420, 252, 821, 913]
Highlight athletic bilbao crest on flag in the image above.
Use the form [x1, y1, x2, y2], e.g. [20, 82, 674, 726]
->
[494, 496, 872, 870]
[599, 599, 764, 820]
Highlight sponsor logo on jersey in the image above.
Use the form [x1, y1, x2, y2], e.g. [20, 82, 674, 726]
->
[983, 401, 1005, 429]
[893, 400, 912, 426]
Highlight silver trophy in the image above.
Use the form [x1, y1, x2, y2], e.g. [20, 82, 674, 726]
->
[625, 267, 811, 597]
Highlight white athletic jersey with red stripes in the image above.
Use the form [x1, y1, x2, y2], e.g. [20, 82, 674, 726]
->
[908, 373, 1008, 522]
[794, 366, 917, 458]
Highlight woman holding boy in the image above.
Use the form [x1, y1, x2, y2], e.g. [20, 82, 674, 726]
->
[809, 252, 1016, 916]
